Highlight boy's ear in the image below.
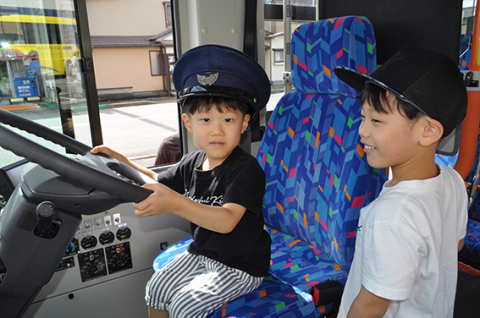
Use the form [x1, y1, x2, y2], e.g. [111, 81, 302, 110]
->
[420, 117, 443, 146]
[182, 113, 193, 133]
[241, 114, 251, 133]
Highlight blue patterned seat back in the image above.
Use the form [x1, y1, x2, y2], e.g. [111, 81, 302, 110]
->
[435, 154, 458, 168]
[291, 17, 376, 96]
[257, 16, 387, 270]
[464, 135, 480, 222]
[460, 34, 472, 71]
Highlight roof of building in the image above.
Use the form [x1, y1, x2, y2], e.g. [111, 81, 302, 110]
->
[150, 29, 173, 43]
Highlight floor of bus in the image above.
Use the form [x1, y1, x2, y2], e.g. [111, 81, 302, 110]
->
[454, 269, 480, 317]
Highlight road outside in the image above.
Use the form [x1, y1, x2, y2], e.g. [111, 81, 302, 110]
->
[0, 93, 283, 169]
[73, 97, 180, 167]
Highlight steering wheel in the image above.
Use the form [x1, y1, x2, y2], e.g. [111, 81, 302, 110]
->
[0, 108, 153, 203]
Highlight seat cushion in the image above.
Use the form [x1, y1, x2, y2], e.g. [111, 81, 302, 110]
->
[153, 238, 317, 318]
[210, 275, 316, 318]
[268, 225, 348, 293]
[267, 225, 348, 316]
[153, 237, 193, 271]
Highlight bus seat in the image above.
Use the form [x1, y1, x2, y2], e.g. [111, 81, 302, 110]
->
[152, 16, 387, 317]
[461, 221, 480, 265]
[256, 16, 386, 316]
[435, 135, 480, 267]
[435, 153, 459, 168]
[438, 134, 480, 268]
[435, 39, 480, 271]
[458, 133, 480, 268]
[460, 34, 472, 71]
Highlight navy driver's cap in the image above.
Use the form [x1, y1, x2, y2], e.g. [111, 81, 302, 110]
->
[173, 44, 271, 117]
[334, 46, 467, 137]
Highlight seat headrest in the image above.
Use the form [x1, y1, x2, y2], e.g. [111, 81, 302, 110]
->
[292, 16, 376, 96]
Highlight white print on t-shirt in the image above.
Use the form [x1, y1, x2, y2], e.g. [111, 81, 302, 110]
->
[184, 190, 224, 206]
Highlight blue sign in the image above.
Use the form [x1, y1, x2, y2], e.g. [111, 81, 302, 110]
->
[12, 70, 39, 98]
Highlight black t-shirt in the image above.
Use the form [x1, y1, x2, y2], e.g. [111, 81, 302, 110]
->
[157, 146, 271, 277]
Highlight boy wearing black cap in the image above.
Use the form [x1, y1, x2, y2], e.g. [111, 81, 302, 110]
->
[92, 44, 271, 318]
[334, 46, 468, 317]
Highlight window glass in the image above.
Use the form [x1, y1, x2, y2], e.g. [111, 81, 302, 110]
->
[0, 1, 90, 168]
[0, 0, 179, 169]
[164, 2, 172, 27]
[273, 49, 284, 64]
[150, 50, 162, 75]
[264, 1, 313, 96]
[87, 0, 178, 167]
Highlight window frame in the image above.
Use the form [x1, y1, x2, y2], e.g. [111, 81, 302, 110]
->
[164, 2, 172, 28]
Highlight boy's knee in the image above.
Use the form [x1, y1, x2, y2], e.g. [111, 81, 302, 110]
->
[169, 290, 214, 318]
[148, 306, 170, 318]
[169, 291, 193, 317]
[145, 272, 170, 310]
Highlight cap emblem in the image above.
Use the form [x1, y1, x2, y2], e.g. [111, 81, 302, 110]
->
[197, 72, 219, 86]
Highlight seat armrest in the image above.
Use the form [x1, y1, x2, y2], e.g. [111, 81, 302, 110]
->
[312, 280, 344, 307]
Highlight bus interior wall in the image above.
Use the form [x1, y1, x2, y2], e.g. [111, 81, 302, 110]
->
[318, 0, 463, 64]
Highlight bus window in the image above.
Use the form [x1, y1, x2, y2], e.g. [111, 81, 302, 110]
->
[0, 2, 91, 169]
[0, 0, 181, 173]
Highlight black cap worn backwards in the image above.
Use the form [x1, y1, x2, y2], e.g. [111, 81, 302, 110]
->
[334, 46, 468, 136]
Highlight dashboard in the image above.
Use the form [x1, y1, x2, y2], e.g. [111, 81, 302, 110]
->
[0, 161, 191, 317]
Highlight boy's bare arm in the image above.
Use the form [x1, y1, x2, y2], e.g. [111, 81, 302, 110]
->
[347, 285, 390, 318]
[91, 145, 158, 181]
[458, 238, 465, 252]
[133, 183, 245, 234]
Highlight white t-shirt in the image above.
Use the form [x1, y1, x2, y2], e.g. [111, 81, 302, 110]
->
[338, 165, 467, 318]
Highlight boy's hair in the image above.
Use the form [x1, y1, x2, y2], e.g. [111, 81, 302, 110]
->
[360, 83, 423, 121]
[183, 96, 250, 117]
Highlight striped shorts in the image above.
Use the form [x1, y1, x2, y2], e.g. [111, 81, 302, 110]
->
[146, 251, 264, 318]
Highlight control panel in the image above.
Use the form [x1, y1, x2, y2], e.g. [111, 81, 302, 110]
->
[56, 211, 135, 282]
[19, 200, 192, 318]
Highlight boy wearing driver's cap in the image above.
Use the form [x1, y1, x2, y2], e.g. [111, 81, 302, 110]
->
[92, 44, 271, 318]
[334, 46, 468, 317]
